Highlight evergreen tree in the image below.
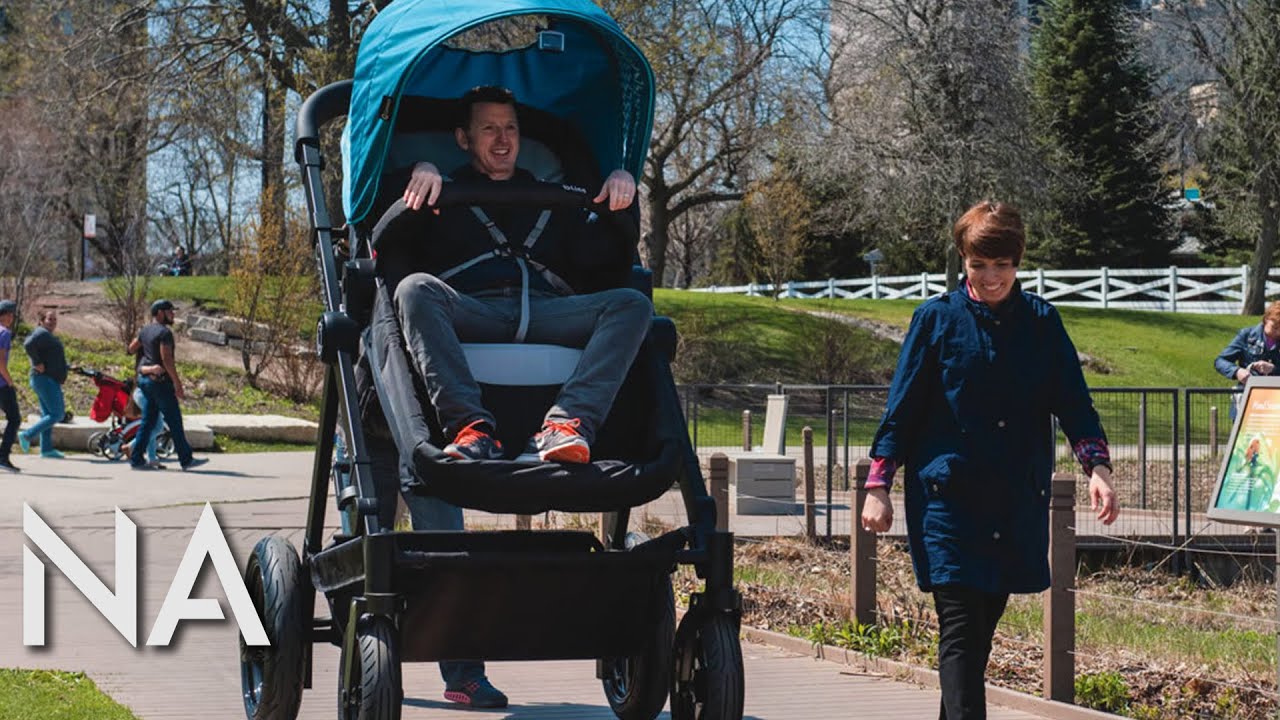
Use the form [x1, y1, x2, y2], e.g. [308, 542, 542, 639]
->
[1029, 0, 1171, 268]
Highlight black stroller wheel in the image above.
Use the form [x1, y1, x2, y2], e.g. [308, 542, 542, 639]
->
[338, 616, 402, 720]
[602, 573, 675, 720]
[240, 536, 307, 720]
[87, 431, 106, 455]
[670, 614, 744, 720]
[156, 431, 175, 459]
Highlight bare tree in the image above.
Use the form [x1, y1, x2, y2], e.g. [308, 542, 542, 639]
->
[1168, 0, 1280, 314]
[0, 98, 66, 318]
[802, 0, 1036, 280]
[605, 0, 798, 287]
[744, 169, 813, 295]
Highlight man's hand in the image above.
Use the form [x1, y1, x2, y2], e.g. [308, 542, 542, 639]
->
[593, 169, 637, 212]
[175, 383, 185, 402]
[403, 161, 443, 212]
[861, 487, 894, 533]
[33, 363, 44, 374]
[1088, 466, 1120, 525]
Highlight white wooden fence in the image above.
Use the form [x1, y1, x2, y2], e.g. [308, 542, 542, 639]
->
[694, 265, 1280, 313]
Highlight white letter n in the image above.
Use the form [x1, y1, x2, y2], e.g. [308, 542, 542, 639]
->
[23, 503, 137, 646]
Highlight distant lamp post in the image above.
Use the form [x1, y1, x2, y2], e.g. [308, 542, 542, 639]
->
[862, 248, 885, 276]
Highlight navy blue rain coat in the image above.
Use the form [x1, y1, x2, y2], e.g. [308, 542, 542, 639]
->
[871, 283, 1105, 594]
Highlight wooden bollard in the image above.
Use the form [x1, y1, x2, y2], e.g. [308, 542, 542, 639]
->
[709, 452, 729, 532]
[742, 410, 753, 451]
[1044, 474, 1076, 703]
[850, 458, 877, 626]
[516, 514, 532, 530]
[803, 427, 816, 542]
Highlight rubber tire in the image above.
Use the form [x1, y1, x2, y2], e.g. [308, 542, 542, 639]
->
[602, 575, 676, 720]
[156, 430, 174, 458]
[240, 536, 308, 720]
[338, 616, 402, 720]
[87, 431, 106, 455]
[669, 614, 745, 720]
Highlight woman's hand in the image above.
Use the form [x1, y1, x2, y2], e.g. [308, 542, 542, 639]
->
[861, 487, 894, 533]
[403, 161, 443, 212]
[1088, 466, 1120, 525]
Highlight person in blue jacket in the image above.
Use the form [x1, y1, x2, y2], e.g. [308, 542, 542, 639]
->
[1214, 301, 1280, 396]
[861, 201, 1119, 720]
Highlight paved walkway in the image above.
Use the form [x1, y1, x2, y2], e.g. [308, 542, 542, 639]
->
[0, 453, 1051, 719]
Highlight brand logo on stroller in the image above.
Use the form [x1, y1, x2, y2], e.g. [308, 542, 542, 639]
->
[22, 503, 269, 647]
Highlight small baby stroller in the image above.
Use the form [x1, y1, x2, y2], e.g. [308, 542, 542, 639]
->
[75, 366, 173, 461]
[238, 3, 744, 720]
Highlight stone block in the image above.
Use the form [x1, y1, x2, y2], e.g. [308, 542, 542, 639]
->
[185, 414, 318, 444]
[189, 327, 227, 345]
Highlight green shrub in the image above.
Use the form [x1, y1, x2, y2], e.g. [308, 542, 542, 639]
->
[1075, 670, 1130, 713]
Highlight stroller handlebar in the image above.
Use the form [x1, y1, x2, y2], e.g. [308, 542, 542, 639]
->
[434, 180, 640, 247]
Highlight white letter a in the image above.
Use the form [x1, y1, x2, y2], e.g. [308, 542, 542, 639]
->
[146, 503, 269, 646]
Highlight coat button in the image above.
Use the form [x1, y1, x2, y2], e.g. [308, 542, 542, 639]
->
[992, 531, 1001, 540]
[997, 420, 1006, 428]
[994, 320, 1001, 326]
[930, 483, 939, 492]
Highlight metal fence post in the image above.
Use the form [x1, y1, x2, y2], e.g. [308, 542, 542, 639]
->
[1209, 405, 1219, 460]
[851, 459, 877, 626]
[803, 427, 816, 542]
[742, 410, 752, 451]
[1044, 473, 1076, 703]
[1139, 392, 1148, 510]
[709, 452, 729, 532]
[826, 398, 836, 540]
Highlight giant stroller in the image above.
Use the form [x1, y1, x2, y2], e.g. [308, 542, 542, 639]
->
[238, 2, 745, 718]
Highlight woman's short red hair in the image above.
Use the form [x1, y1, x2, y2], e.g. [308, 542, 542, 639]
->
[953, 201, 1025, 265]
[1264, 300, 1280, 325]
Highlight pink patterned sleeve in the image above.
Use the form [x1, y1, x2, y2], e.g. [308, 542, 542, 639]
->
[1072, 437, 1111, 476]
[865, 457, 898, 490]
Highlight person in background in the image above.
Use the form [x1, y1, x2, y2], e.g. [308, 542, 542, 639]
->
[130, 299, 205, 471]
[172, 247, 193, 277]
[19, 309, 67, 458]
[125, 335, 166, 470]
[0, 300, 19, 472]
[1215, 300, 1280, 416]
[861, 201, 1119, 720]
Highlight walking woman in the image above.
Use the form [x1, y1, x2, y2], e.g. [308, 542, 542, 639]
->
[861, 201, 1120, 719]
[19, 309, 68, 458]
[0, 300, 20, 472]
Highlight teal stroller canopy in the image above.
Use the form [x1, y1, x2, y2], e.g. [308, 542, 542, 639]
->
[342, 0, 655, 225]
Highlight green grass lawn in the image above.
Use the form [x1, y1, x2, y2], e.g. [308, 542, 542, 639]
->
[0, 669, 138, 720]
[795, 298, 1249, 389]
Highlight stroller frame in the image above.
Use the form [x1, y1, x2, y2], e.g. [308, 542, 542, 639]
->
[240, 7, 743, 720]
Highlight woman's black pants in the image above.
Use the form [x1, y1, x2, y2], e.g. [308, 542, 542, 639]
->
[933, 585, 1010, 720]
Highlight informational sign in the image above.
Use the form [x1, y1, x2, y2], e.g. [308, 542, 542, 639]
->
[83, 213, 96, 238]
[1208, 377, 1280, 526]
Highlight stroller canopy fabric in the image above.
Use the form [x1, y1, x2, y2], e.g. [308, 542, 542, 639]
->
[343, 0, 655, 224]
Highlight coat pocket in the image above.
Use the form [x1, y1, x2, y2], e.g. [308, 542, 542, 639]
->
[918, 453, 969, 499]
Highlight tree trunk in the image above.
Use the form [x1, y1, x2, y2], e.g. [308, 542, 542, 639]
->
[260, 68, 287, 249]
[646, 193, 672, 288]
[1245, 176, 1280, 315]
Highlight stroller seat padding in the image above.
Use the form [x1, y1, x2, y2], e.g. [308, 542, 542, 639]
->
[462, 343, 582, 386]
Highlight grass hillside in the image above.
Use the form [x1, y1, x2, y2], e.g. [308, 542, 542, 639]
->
[794, 297, 1247, 388]
[119, 277, 1251, 389]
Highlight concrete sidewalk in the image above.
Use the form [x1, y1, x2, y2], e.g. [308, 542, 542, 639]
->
[0, 453, 1049, 719]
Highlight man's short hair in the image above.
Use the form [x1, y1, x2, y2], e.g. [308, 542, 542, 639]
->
[150, 299, 175, 316]
[953, 201, 1026, 266]
[457, 86, 518, 130]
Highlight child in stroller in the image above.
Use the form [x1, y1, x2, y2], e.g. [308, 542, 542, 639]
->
[77, 367, 172, 462]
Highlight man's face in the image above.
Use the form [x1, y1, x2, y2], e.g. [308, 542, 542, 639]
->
[157, 309, 174, 326]
[0, 312, 11, 329]
[456, 101, 519, 180]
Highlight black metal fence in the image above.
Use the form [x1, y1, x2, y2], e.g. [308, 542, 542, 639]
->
[677, 384, 1247, 555]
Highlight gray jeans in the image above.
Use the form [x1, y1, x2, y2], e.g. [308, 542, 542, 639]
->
[394, 273, 651, 443]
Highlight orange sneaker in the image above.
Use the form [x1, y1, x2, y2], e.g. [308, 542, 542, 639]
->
[530, 418, 590, 464]
[443, 420, 503, 460]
